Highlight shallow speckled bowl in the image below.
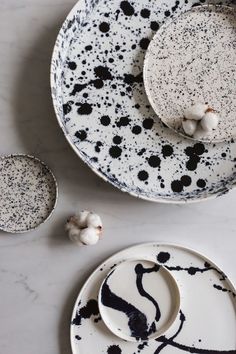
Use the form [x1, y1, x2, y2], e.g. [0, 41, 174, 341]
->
[144, 5, 236, 143]
[51, 0, 236, 203]
[0, 154, 58, 233]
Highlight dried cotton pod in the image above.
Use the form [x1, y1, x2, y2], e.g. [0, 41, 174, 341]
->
[182, 119, 197, 136]
[201, 111, 219, 131]
[184, 103, 208, 121]
[66, 210, 103, 246]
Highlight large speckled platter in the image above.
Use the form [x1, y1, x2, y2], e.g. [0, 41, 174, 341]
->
[144, 5, 236, 143]
[51, 0, 236, 203]
[70, 243, 236, 354]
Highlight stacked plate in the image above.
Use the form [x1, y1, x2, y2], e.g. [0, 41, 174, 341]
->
[51, 0, 236, 203]
[70, 243, 236, 354]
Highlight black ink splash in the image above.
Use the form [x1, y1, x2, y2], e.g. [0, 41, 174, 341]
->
[107, 345, 122, 354]
[72, 299, 99, 326]
[101, 271, 154, 340]
[213, 284, 236, 298]
[135, 263, 161, 321]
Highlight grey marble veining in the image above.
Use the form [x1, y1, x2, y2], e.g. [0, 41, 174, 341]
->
[0, 1, 235, 354]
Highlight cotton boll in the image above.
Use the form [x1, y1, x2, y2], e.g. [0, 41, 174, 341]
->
[87, 212, 102, 230]
[75, 210, 90, 228]
[67, 226, 82, 245]
[184, 103, 208, 121]
[201, 111, 219, 131]
[193, 126, 210, 140]
[182, 119, 197, 136]
[80, 227, 99, 245]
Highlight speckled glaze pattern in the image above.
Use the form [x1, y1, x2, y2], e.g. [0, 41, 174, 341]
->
[70, 243, 236, 354]
[144, 5, 236, 143]
[51, 0, 236, 203]
[0, 155, 58, 233]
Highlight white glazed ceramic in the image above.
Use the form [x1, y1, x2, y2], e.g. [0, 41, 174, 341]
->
[51, 0, 236, 203]
[0, 154, 58, 233]
[98, 259, 180, 342]
[144, 5, 236, 143]
[71, 243, 236, 354]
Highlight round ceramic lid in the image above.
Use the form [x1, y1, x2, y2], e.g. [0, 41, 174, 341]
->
[0, 154, 58, 233]
[98, 259, 180, 341]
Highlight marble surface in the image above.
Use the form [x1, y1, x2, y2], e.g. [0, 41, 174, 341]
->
[0, 1, 235, 354]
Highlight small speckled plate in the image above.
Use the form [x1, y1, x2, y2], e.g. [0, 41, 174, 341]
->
[98, 259, 180, 342]
[70, 243, 236, 354]
[0, 154, 58, 233]
[144, 5, 236, 143]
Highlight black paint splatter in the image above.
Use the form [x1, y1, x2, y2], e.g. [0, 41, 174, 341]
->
[99, 22, 110, 32]
[157, 252, 170, 263]
[139, 38, 150, 50]
[63, 101, 73, 114]
[75, 130, 87, 141]
[143, 118, 154, 129]
[120, 1, 135, 16]
[77, 103, 92, 115]
[107, 345, 122, 354]
[68, 61, 77, 70]
[150, 21, 160, 31]
[94, 66, 113, 80]
[138, 170, 149, 181]
[116, 116, 130, 127]
[132, 125, 142, 134]
[197, 179, 206, 188]
[171, 180, 183, 193]
[109, 146, 122, 158]
[140, 8, 150, 18]
[148, 155, 161, 168]
[72, 299, 99, 326]
[101, 115, 111, 126]
[162, 145, 173, 157]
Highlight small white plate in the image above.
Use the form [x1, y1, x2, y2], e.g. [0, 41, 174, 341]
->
[98, 259, 180, 342]
[0, 154, 58, 233]
[144, 5, 236, 143]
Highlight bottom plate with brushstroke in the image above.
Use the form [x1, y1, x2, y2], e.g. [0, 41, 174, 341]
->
[71, 243, 236, 354]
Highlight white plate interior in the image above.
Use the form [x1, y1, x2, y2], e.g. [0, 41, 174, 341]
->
[98, 259, 180, 341]
[144, 5, 236, 143]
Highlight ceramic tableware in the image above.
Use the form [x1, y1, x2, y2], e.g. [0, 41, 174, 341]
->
[71, 243, 236, 354]
[51, 0, 236, 203]
[98, 259, 180, 341]
[0, 154, 58, 233]
[144, 5, 236, 143]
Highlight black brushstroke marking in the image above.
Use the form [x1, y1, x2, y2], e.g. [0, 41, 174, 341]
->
[135, 263, 161, 321]
[155, 311, 185, 353]
[213, 284, 236, 298]
[165, 259, 227, 279]
[72, 299, 99, 326]
[101, 271, 155, 340]
[155, 311, 235, 353]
